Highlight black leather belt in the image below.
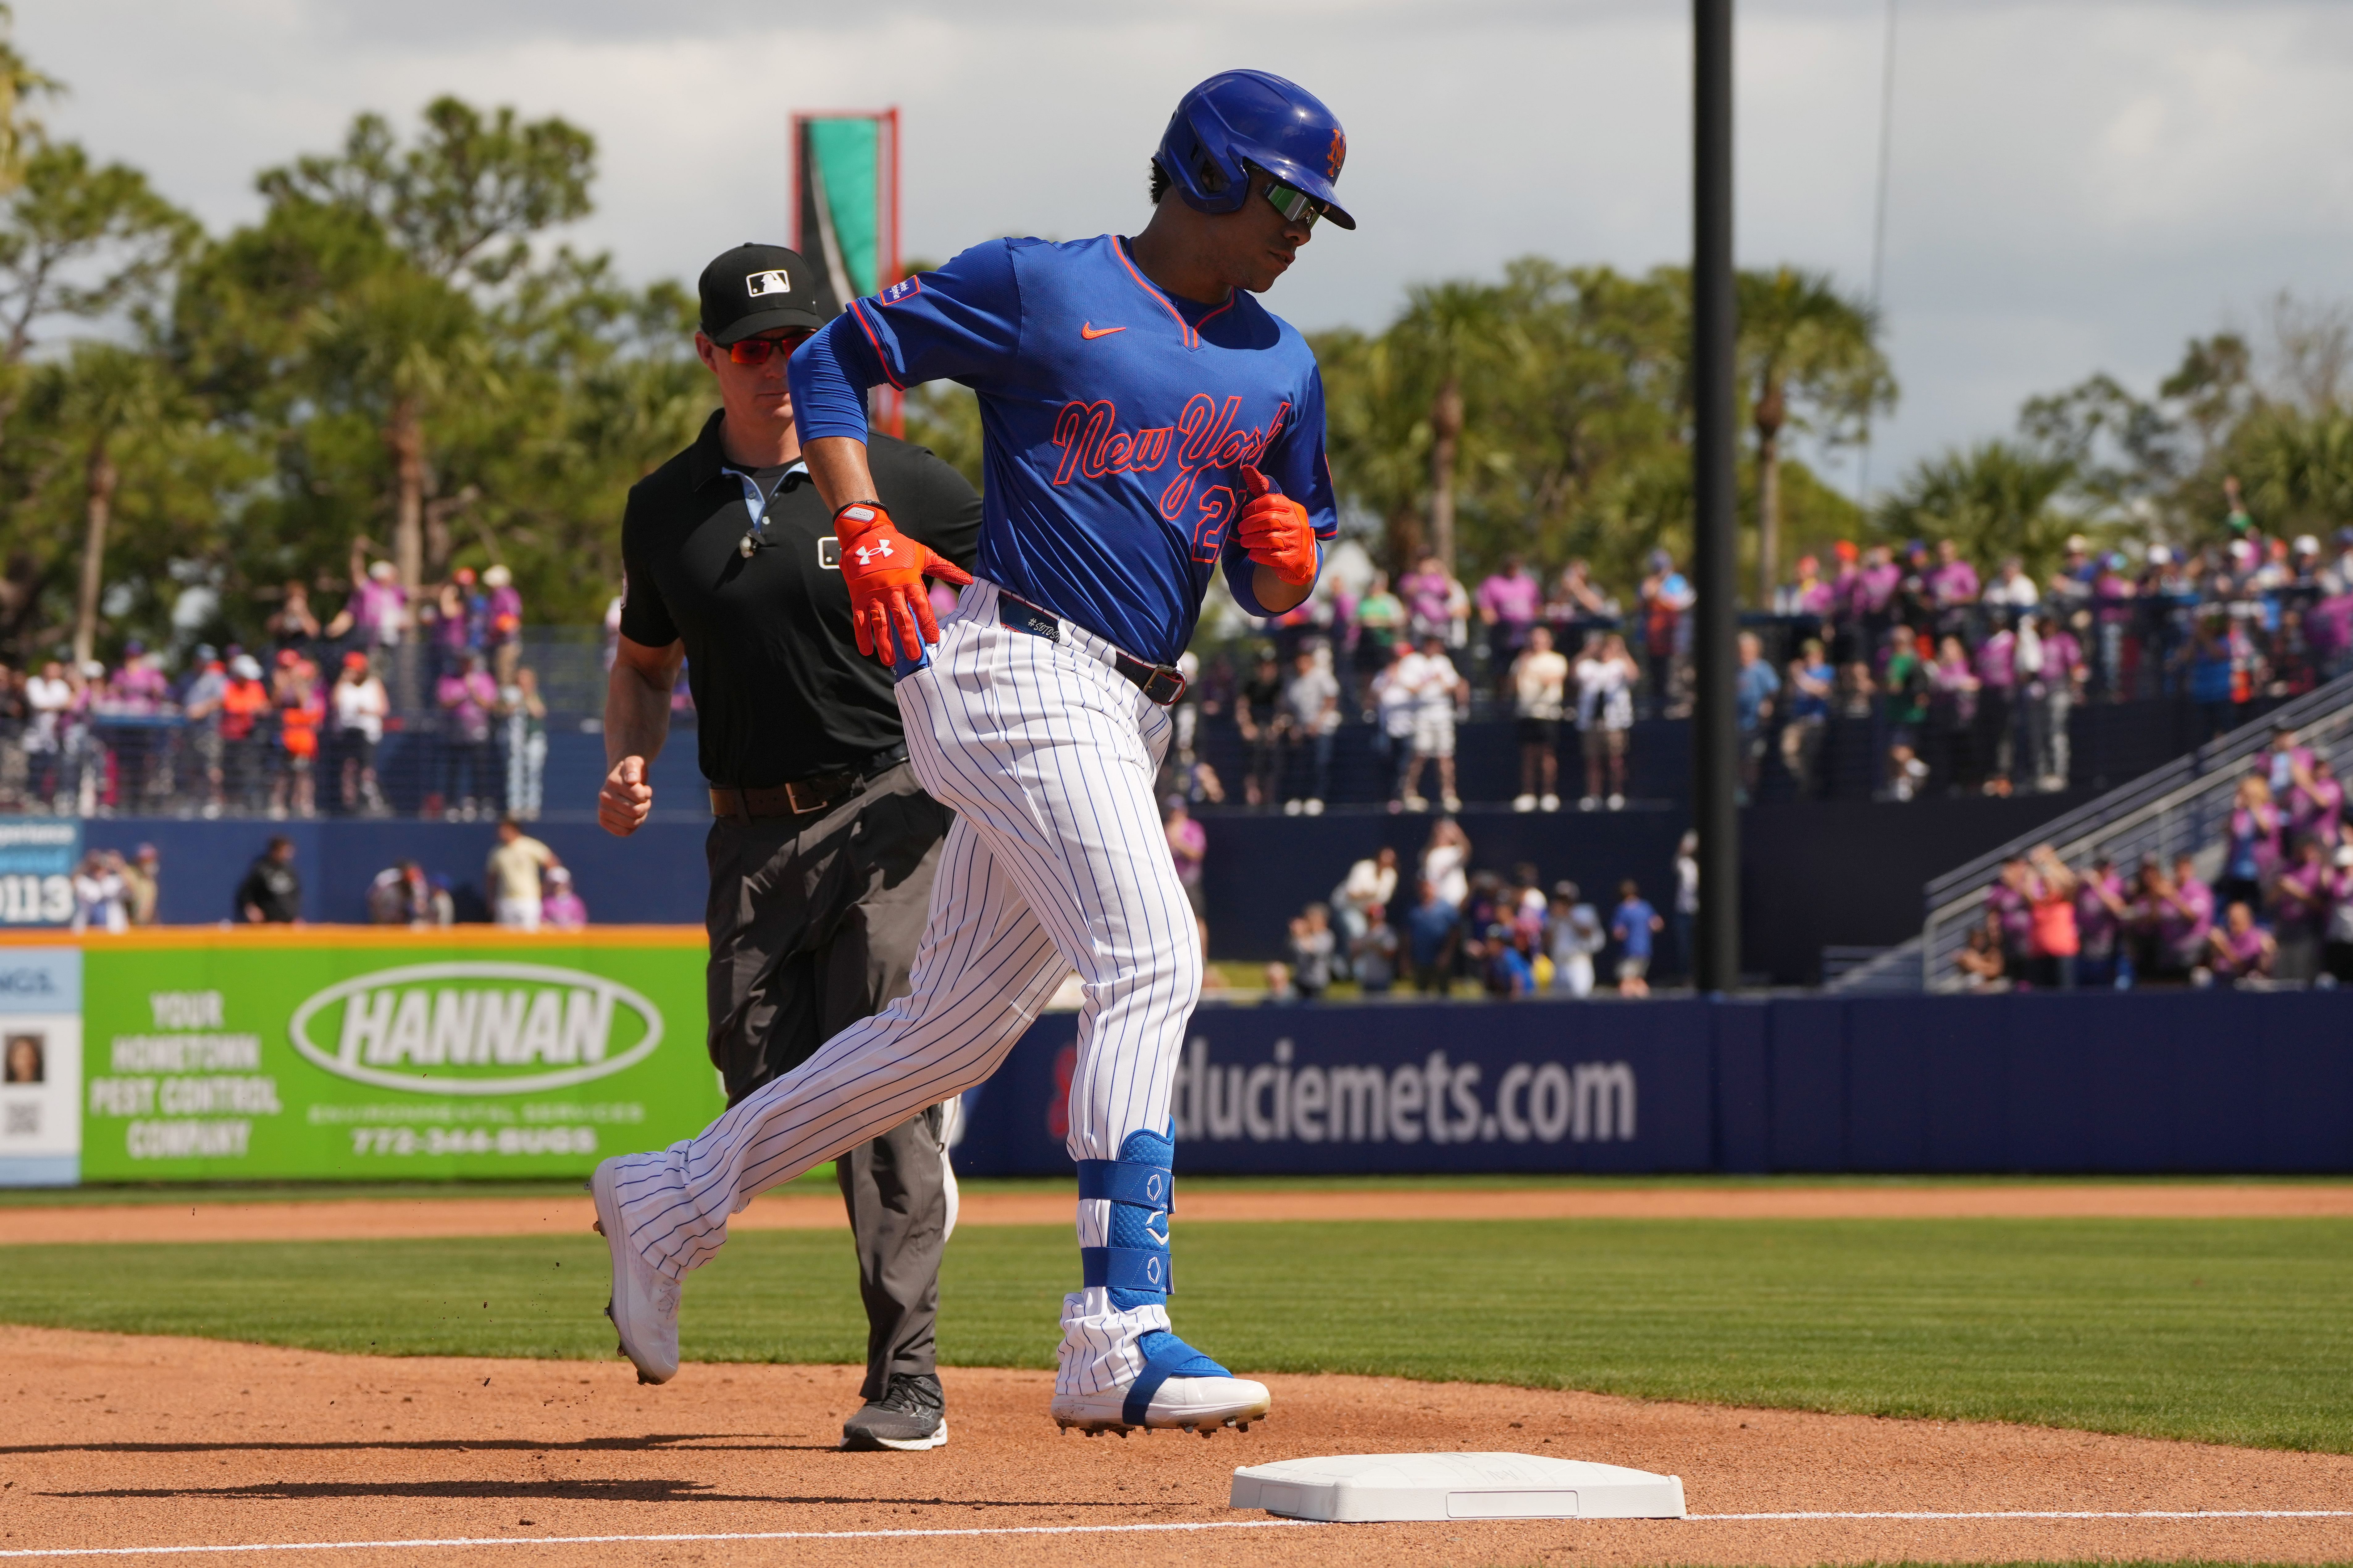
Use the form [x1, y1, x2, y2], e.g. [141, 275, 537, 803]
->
[998, 591, 1188, 707]
[710, 743, 908, 821]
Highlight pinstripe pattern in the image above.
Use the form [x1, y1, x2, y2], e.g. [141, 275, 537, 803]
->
[611, 581, 1202, 1397]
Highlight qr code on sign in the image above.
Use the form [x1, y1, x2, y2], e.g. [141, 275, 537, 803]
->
[4, 1102, 38, 1137]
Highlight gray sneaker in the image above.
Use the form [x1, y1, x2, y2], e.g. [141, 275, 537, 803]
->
[842, 1373, 948, 1451]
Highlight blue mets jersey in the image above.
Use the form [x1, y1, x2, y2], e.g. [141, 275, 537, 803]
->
[789, 233, 1337, 666]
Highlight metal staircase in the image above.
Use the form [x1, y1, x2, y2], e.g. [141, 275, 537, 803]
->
[1822, 669, 2353, 994]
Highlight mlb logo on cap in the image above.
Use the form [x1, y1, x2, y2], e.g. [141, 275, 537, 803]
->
[698, 243, 824, 344]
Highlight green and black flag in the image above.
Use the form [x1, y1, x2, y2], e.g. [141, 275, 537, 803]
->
[793, 108, 903, 435]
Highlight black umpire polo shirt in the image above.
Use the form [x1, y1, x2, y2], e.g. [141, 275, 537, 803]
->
[619, 411, 982, 787]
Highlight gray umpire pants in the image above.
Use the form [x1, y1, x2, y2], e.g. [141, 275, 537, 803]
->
[704, 762, 954, 1403]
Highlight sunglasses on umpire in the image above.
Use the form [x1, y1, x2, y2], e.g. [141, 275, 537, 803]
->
[724, 329, 814, 365]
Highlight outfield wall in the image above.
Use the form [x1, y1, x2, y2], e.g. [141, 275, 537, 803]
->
[950, 992, 2353, 1178]
[1, 929, 2346, 1184]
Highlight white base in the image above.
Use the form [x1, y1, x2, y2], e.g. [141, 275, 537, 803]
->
[1230, 1453, 1686, 1523]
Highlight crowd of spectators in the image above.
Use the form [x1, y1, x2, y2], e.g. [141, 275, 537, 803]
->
[1958, 724, 2352, 990]
[1246, 818, 1695, 1002]
[1189, 494, 2353, 810]
[192, 816, 587, 931]
[0, 555, 556, 821]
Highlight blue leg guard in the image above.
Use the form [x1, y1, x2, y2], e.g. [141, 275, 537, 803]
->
[1077, 1129, 1230, 1428]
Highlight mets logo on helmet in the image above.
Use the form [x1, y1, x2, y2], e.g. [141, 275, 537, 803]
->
[1326, 128, 1346, 181]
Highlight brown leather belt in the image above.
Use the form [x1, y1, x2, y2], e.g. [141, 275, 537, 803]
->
[996, 590, 1189, 707]
[710, 744, 907, 821]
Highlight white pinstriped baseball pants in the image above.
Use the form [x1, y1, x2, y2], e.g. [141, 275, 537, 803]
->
[611, 580, 1203, 1394]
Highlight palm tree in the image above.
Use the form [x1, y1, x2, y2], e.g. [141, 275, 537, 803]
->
[1313, 325, 1432, 571]
[1874, 440, 2075, 580]
[57, 344, 173, 664]
[255, 96, 592, 594]
[1736, 267, 1892, 603]
[2229, 407, 2353, 536]
[1390, 280, 1509, 572]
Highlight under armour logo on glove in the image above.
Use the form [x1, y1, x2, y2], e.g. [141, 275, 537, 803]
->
[834, 501, 974, 662]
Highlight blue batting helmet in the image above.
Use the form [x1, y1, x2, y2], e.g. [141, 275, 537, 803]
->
[1156, 70, 1355, 231]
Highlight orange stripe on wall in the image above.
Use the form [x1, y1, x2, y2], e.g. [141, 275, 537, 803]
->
[0, 925, 707, 951]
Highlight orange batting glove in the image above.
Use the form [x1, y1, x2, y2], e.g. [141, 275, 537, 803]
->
[1236, 465, 1318, 587]
[834, 501, 975, 663]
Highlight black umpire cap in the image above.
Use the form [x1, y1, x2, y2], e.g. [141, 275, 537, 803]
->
[698, 243, 827, 344]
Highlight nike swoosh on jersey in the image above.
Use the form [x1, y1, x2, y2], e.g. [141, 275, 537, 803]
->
[1079, 322, 1125, 340]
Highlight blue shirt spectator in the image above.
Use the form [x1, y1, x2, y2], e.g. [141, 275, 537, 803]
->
[1611, 894, 1658, 959]
[1734, 635, 1781, 733]
[1405, 880, 1461, 993]
[1788, 657, 1833, 721]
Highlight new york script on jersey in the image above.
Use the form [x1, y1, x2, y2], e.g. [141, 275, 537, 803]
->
[791, 233, 1337, 665]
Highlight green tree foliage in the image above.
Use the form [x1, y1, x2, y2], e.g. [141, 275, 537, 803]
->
[1872, 440, 2077, 578]
[2231, 407, 2353, 536]
[1735, 266, 1891, 600]
[0, 58, 711, 663]
[0, 3, 57, 198]
[1889, 294, 2353, 570]
[165, 98, 706, 647]
[1315, 258, 1874, 602]
[0, 0, 2334, 671]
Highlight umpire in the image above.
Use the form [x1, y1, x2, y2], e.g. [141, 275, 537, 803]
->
[598, 243, 978, 1452]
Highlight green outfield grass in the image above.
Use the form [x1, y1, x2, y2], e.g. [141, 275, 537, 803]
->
[1, 1218, 2347, 1453]
[6, 1171, 2346, 1207]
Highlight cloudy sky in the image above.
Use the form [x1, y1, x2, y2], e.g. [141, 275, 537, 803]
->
[18, 0, 2353, 490]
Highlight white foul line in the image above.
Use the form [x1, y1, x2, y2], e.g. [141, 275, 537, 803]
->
[1691, 1509, 2353, 1521]
[0, 1520, 1313, 1560]
[6, 1510, 2349, 1557]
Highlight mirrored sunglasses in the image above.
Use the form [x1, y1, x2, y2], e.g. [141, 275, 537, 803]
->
[1262, 178, 1325, 231]
[726, 330, 814, 365]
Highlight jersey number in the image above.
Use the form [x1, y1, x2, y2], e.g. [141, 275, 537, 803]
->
[1191, 485, 1234, 565]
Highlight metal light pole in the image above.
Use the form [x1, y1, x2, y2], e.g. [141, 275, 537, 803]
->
[1692, 0, 1740, 992]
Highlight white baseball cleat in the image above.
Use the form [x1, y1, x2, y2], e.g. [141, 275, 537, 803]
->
[589, 1157, 680, 1385]
[1050, 1372, 1270, 1437]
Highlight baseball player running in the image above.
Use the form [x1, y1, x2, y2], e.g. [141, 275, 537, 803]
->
[592, 69, 1348, 1435]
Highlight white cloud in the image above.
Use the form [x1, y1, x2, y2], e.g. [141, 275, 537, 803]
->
[14, 0, 2353, 493]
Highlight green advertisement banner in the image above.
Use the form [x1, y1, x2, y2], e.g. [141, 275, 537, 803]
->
[75, 933, 723, 1181]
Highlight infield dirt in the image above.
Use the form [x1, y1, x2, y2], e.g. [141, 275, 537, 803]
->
[2, 1324, 2349, 1567]
[7, 1180, 2350, 1246]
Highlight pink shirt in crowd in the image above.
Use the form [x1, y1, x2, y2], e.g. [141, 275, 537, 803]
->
[1985, 882, 2033, 952]
[2291, 775, 2343, 844]
[1476, 571, 1541, 626]
[1399, 570, 1454, 632]
[2273, 863, 2330, 930]
[2158, 878, 2213, 956]
[2029, 630, 2082, 689]
[109, 661, 169, 713]
[436, 669, 497, 743]
[1854, 562, 1901, 614]
[2210, 923, 2269, 978]
[1927, 560, 1980, 607]
[486, 584, 523, 639]
[1976, 633, 2015, 690]
[354, 582, 408, 643]
[1166, 816, 1206, 888]
[2075, 871, 2124, 954]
